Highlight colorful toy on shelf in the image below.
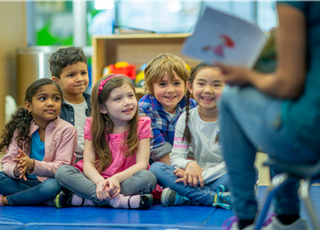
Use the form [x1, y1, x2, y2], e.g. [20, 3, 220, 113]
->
[135, 63, 147, 87]
[103, 61, 136, 80]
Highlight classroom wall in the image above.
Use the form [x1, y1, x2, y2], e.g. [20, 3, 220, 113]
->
[0, 2, 26, 131]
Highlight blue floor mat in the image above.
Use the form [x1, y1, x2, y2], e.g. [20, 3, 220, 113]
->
[0, 186, 319, 230]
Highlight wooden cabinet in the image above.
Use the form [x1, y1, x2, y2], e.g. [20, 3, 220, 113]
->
[91, 34, 201, 95]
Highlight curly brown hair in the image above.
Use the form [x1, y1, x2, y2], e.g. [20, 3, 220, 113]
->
[0, 78, 63, 152]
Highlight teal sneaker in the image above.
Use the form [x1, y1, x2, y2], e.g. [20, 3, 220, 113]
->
[161, 188, 192, 206]
[213, 185, 232, 210]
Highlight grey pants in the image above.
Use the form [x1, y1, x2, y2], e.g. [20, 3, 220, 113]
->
[55, 165, 157, 206]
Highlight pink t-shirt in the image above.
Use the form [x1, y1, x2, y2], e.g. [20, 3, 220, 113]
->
[75, 116, 151, 179]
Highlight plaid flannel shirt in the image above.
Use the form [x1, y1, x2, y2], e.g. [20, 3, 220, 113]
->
[138, 94, 197, 161]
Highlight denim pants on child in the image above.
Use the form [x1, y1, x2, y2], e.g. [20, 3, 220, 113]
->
[218, 85, 320, 220]
[150, 162, 231, 206]
[55, 165, 157, 207]
[0, 171, 61, 205]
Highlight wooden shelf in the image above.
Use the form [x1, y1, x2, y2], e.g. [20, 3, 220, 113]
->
[91, 34, 202, 94]
[135, 87, 144, 94]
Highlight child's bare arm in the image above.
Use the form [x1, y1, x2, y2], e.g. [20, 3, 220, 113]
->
[82, 139, 111, 200]
[111, 138, 150, 184]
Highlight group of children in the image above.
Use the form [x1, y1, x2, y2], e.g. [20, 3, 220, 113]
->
[0, 47, 236, 210]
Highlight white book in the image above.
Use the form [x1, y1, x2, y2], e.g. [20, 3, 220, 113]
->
[182, 7, 269, 68]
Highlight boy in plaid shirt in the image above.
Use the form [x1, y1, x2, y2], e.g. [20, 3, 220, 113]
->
[139, 53, 197, 165]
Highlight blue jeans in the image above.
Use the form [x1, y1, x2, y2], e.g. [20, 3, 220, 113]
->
[0, 172, 61, 206]
[149, 162, 230, 206]
[55, 165, 157, 207]
[219, 85, 320, 220]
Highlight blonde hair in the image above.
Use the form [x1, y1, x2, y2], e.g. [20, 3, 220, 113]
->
[91, 74, 139, 173]
[143, 53, 190, 95]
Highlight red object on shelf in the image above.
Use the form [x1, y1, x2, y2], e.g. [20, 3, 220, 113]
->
[108, 64, 136, 80]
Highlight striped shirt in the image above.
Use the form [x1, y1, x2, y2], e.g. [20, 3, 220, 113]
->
[170, 107, 227, 184]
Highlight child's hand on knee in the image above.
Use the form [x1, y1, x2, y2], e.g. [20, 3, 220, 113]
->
[96, 180, 111, 201]
[174, 168, 185, 181]
[105, 176, 120, 198]
[183, 161, 204, 188]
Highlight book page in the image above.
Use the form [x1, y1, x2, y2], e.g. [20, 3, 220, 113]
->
[182, 7, 268, 68]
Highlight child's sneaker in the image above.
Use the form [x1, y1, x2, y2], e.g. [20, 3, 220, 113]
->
[0, 195, 3, 206]
[161, 188, 192, 207]
[136, 194, 153, 210]
[213, 185, 232, 210]
[55, 189, 73, 208]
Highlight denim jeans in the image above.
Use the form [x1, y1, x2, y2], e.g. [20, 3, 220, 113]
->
[149, 162, 230, 206]
[219, 85, 320, 220]
[0, 172, 61, 206]
[55, 165, 157, 206]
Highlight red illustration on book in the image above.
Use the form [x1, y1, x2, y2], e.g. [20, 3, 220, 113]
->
[202, 34, 235, 58]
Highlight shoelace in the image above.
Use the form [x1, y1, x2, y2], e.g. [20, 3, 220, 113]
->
[213, 185, 231, 210]
[174, 193, 191, 205]
[221, 213, 275, 230]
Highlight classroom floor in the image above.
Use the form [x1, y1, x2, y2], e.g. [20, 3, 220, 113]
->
[0, 186, 319, 230]
[2, 152, 319, 230]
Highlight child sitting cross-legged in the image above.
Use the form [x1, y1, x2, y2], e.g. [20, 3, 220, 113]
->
[0, 78, 77, 206]
[54, 74, 157, 210]
[150, 63, 259, 209]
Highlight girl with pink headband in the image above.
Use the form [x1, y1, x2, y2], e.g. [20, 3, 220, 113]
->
[54, 74, 157, 210]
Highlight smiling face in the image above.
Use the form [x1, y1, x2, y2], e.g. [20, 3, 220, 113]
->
[100, 83, 138, 127]
[153, 71, 186, 114]
[52, 61, 89, 100]
[187, 67, 224, 112]
[25, 84, 62, 127]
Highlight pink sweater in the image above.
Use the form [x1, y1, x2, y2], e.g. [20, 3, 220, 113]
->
[1, 117, 77, 182]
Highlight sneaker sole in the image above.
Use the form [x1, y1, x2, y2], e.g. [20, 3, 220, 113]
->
[161, 188, 173, 207]
[55, 194, 63, 209]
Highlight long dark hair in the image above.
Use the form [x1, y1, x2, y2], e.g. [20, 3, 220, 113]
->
[91, 74, 139, 173]
[182, 62, 216, 145]
[0, 78, 62, 152]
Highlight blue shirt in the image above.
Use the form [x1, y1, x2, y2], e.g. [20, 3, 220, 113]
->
[278, 1, 320, 152]
[139, 94, 197, 161]
[28, 130, 45, 179]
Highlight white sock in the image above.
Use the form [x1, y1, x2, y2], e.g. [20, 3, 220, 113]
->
[71, 194, 94, 206]
[109, 194, 140, 209]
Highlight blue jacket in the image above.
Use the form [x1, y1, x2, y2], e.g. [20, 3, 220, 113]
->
[59, 92, 91, 125]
